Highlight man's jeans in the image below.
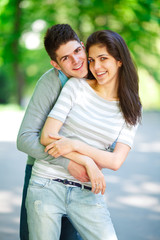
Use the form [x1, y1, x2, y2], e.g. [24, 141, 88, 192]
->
[26, 175, 118, 240]
[20, 164, 82, 240]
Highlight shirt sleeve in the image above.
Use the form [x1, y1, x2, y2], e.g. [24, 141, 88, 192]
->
[16, 68, 70, 170]
[117, 122, 139, 148]
[48, 77, 78, 122]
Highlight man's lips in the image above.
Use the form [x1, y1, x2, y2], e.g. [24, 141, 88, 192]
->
[73, 62, 83, 71]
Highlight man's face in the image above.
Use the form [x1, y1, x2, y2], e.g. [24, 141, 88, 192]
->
[50, 40, 88, 78]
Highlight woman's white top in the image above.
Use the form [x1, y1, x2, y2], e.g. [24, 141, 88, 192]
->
[32, 78, 138, 185]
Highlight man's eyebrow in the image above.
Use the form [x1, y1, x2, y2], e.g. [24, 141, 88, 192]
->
[60, 46, 82, 61]
[75, 46, 82, 49]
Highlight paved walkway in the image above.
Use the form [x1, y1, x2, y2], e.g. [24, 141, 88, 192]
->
[0, 110, 160, 240]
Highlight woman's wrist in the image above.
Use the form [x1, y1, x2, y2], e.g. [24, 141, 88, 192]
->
[73, 140, 85, 152]
[83, 156, 94, 168]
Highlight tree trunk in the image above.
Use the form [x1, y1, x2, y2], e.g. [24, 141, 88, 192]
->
[11, 0, 25, 105]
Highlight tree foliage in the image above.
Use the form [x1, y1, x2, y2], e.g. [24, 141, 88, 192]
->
[0, 0, 159, 105]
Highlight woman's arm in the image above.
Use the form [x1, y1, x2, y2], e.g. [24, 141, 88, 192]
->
[45, 137, 130, 171]
[40, 117, 106, 194]
[40, 117, 63, 146]
[74, 140, 130, 171]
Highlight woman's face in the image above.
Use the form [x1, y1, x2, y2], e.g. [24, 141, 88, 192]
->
[88, 44, 122, 87]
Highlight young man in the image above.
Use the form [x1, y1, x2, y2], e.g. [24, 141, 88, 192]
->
[17, 24, 89, 240]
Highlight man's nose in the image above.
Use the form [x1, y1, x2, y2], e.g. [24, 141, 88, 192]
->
[71, 55, 79, 64]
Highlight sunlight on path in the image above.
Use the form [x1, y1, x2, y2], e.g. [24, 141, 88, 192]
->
[0, 110, 159, 240]
[0, 110, 24, 142]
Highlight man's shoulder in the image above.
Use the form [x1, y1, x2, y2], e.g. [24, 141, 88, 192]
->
[39, 68, 60, 82]
[35, 68, 61, 91]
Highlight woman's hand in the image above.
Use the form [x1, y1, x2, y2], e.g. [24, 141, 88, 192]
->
[45, 136, 106, 194]
[45, 135, 76, 157]
[84, 158, 106, 195]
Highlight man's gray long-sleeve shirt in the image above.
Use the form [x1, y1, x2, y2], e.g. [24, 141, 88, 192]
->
[17, 68, 69, 170]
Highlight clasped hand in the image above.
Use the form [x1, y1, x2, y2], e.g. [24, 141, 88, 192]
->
[45, 134, 75, 157]
[45, 134, 106, 194]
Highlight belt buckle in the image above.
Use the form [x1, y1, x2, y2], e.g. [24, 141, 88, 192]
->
[63, 179, 68, 185]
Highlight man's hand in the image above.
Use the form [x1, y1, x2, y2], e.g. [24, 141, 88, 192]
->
[68, 161, 90, 182]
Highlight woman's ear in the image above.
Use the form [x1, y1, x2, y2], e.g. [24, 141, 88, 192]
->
[50, 60, 61, 70]
[118, 61, 122, 67]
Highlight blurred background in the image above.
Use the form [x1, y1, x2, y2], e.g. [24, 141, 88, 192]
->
[0, 0, 160, 239]
[0, 0, 160, 108]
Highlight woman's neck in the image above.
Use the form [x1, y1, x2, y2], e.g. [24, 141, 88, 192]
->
[88, 79, 119, 101]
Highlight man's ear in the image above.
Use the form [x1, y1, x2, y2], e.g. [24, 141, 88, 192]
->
[50, 60, 61, 70]
[81, 41, 85, 49]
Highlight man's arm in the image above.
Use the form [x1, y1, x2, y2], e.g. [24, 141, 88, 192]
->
[17, 69, 89, 181]
[17, 69, 70, 169]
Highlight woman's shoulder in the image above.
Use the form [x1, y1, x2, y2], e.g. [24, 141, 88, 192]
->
[63, 78, 87, 94]
[65, 77, 88, 87]
[67, 77, 83, 83]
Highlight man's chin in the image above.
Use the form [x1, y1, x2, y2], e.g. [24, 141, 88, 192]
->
[71, 69, 88, 79]
[83, 73, 88, 78]
[78, 71, 88, 79]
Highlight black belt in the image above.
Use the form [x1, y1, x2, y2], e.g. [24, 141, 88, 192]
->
[53, 178, 92, 191]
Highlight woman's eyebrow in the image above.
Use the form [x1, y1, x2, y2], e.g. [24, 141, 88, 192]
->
[88, 54, 108, 58]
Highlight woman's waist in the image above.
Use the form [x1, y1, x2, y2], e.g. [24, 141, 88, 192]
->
[32, 160, 92, 187]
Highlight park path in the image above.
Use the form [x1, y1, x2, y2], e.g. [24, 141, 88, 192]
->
[0, 110, 160, 240]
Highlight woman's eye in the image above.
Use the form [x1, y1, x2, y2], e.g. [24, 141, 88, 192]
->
[88, 59, 93, 63]
[101, 57, 107, 61]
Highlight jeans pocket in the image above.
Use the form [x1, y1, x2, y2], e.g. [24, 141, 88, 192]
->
[29, 176, 49, 189]
[79, 190, 106, 208]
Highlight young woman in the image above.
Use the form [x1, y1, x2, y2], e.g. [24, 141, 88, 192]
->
[26, 30, 142, 240]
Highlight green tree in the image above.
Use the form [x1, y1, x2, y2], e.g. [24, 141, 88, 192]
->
[0, 0, 159, 108]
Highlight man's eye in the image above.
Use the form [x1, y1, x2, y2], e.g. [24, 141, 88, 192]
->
[63, 57, 68, 61]
[76, 47, 82, 53]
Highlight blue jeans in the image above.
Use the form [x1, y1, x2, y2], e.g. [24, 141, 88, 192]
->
[20, 164, 82, 240]
[26, 175, 118, 240]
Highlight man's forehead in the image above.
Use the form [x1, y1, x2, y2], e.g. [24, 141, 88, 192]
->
[56, 40, 82, 58]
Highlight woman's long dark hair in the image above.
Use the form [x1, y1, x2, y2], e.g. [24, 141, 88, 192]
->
[86, 30, 142, 126]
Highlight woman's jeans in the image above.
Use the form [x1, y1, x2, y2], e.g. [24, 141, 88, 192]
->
[20, 164, 82, 240]
[26, 175, 118, 240]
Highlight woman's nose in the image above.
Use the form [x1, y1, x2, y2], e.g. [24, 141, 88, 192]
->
[94, 61, 101, 70]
